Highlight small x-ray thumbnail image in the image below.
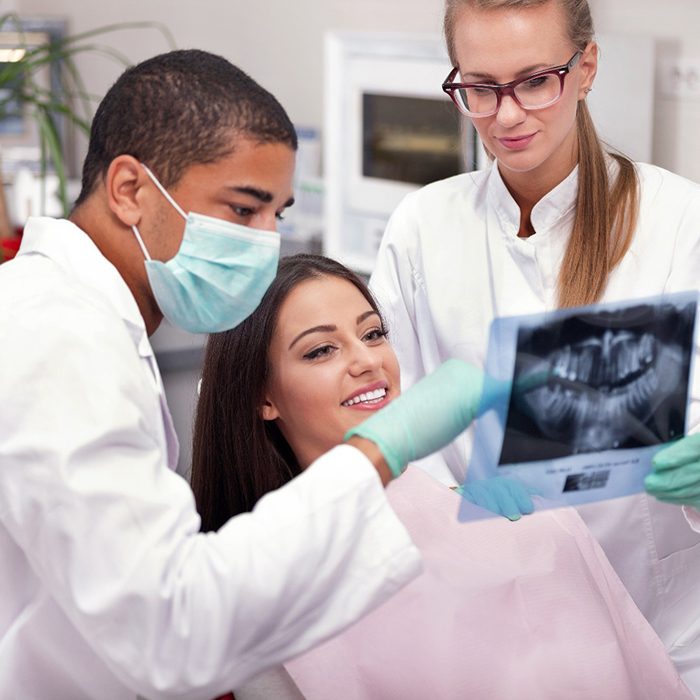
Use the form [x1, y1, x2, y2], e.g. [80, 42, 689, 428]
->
[498, 299, 696, 465]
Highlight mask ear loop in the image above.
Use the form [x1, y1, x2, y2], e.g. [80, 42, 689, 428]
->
[131, 163, 190, 262]
[131, 224, 152, 261]
[140, 163, 188, 220]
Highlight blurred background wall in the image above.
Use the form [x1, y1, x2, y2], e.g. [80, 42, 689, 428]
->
[14, 0, 700, 180]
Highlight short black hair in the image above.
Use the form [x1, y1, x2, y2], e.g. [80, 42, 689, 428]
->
[74, 49, 297, 206]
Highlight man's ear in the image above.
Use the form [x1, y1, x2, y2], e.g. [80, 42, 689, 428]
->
[260, 398, 280, 422]
[104, 155, 151, 228]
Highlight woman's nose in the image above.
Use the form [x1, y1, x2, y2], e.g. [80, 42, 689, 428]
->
[495, 94, 527, 128]
[348, 342, 381, 375]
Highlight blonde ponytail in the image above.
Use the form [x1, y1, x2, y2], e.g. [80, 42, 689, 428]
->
[557, 102, 638, 307]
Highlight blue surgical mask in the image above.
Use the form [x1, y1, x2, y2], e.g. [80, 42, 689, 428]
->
[131, 164, 280, 334]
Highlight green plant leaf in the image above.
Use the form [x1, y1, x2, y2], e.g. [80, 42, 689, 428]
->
[35, 104, 68, 214]
[0, 16, 177, 220]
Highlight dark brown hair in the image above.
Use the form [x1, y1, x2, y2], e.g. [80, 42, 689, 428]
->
[191, 254, 383, 532]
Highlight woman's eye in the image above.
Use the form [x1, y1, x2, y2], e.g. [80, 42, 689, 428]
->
[276, 211, 286, 221]
[303, 344, 336, 360]
[523, 76, 548, 90]
[363, 328, 388, 343]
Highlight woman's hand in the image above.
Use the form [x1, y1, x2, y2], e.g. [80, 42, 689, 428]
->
[645, 434, 700, 508]
[457, 476, 536, 521]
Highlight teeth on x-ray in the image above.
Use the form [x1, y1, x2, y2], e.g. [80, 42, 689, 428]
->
[498, 298, 694, 465]
[549, 331, 656, 390]
[540, 340, 660, 433]
[518, 326, 676, 454]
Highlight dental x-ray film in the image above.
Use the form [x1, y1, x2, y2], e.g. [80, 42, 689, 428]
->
[461, 291, 698, 519]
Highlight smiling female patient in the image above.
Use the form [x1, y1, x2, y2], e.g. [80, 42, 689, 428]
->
[191, 254, 691, 699]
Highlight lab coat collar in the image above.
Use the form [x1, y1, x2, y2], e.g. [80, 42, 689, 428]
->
[18, 217, 149, 351]
[487, 161, 579, 238]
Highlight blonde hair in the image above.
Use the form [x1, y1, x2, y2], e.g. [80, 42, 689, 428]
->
[444, 0, 639, 308]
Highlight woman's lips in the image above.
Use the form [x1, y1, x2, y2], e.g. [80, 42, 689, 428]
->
[497, 132, 536, 150]
[341, 382, 392, 411]
[344, 394, 392, 411]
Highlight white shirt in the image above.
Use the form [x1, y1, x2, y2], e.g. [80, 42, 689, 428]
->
[371, 160, 700, 692]
[0, 217, 421, 700]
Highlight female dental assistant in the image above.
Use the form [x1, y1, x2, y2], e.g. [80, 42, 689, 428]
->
[370, 0, 700, 692]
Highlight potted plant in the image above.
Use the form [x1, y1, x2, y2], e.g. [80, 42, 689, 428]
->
[0, 14, 174, 261]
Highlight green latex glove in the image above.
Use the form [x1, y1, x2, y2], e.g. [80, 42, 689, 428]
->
[457, 476, 536, 521]
[344, 359, 510, 479]
[645, 433, 700, 507]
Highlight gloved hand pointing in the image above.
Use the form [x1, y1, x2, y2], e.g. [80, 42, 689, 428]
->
[645, 433, 700, 508]
[344, 359, 506, 479]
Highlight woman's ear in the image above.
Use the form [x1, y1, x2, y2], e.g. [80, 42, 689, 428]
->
[578, 41, 598, 100]
[260, 398, 280, 422]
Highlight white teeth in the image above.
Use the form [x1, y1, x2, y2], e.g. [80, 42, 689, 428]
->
[342, 387, 387, 407]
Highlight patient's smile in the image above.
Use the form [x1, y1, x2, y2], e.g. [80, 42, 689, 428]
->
[342, 385, 389, 408]
[264, 274, 400, 467]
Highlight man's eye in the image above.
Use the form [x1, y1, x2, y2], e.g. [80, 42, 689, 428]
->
[231, 206, 254, 217]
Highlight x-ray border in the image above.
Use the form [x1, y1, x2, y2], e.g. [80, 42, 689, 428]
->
[458, 290, 699, 522]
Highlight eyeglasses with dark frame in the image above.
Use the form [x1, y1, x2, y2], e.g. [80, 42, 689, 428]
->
[442, 51, 583, 118]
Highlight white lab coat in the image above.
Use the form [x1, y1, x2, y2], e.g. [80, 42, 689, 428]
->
[0, 217, 421, 700]
[370, 159, 700, 694]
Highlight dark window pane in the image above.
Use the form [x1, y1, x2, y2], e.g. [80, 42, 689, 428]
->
[362, 93, 466, 186]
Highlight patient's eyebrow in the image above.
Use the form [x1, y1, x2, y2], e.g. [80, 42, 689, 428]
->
[289, 325, 337, 350]
[288, 311, 380, 350]
[357, 310, 379, 324]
